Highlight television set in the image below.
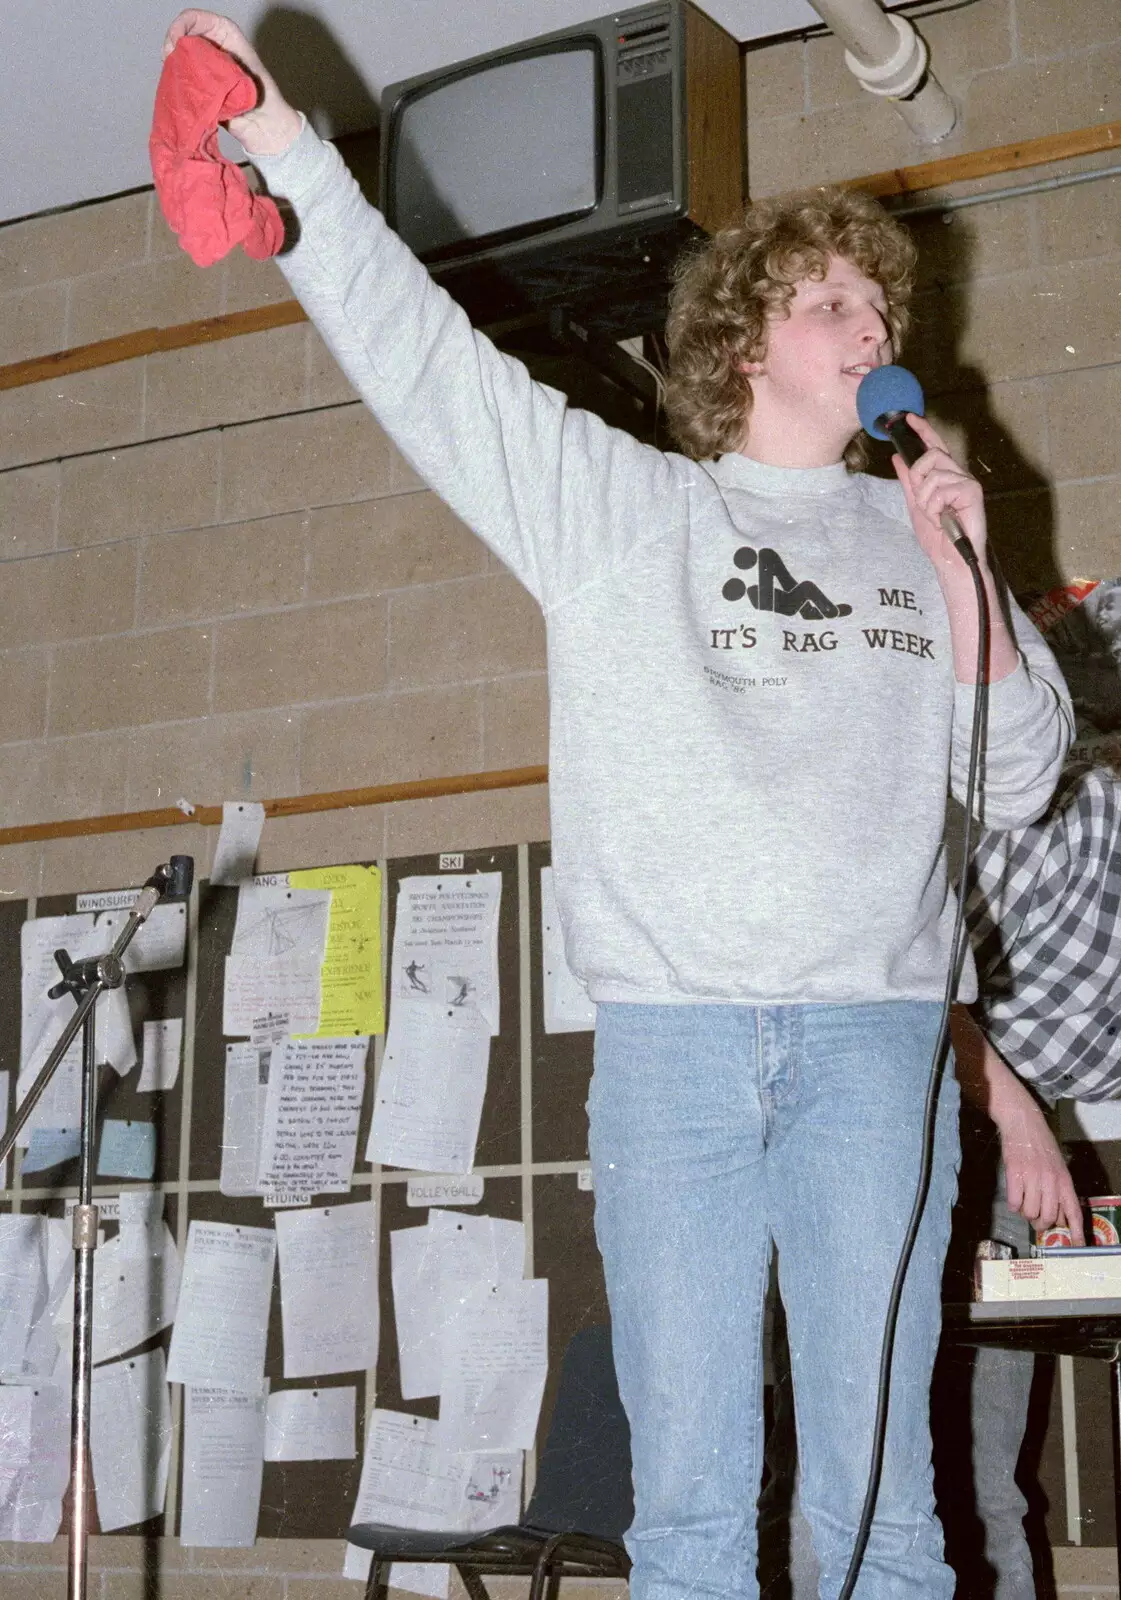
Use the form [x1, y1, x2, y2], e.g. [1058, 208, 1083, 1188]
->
[379, 1, 745, 336]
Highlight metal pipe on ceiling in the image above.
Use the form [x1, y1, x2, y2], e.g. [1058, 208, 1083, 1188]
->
[806, 0, 958, 142]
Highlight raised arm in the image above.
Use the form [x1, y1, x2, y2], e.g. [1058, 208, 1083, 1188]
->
[161, 12, 683, 611]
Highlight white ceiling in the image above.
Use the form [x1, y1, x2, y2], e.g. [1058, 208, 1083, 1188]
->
[3, 0, 912, 226]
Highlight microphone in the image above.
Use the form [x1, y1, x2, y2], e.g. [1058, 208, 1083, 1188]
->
[857, 364, 975, 564]
[856, 363, 927, 466]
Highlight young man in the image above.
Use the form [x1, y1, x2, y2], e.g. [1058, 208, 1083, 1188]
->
[160, 15, 1073, 1596]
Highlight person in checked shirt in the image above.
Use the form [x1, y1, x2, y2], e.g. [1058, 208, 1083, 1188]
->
[941, 757, 1121, 1600]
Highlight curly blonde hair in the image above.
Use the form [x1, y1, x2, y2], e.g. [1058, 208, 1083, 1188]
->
[664, 186, 917, 468]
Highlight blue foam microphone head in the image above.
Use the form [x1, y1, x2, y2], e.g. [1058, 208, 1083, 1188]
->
[856, 364, 925, 441]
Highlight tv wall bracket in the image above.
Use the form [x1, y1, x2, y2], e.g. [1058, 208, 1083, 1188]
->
[547, 309, 662, 423]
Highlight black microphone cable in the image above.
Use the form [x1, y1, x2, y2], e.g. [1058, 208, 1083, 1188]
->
[836, 399, 991, 1600]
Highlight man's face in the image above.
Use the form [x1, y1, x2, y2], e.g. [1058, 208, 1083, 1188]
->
[744, 254, 893, 466]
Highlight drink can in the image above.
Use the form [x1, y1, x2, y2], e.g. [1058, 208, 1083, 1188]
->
[1035, 1225, 1073, 1250]
[1088, 1196, 1121, 1245]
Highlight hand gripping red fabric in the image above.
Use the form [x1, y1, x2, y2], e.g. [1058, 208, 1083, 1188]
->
[149, 35, 284, 268]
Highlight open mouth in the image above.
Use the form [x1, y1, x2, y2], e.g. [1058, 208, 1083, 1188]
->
[842, 362, 876, 378]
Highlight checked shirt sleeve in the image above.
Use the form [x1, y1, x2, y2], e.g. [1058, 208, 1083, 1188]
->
[966, 765, 1121, 1102]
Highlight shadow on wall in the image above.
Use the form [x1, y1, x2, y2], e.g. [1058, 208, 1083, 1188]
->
[252, 6, 382, 203]
[899, 205, 1061, 601]
[253, 6, 380, 141]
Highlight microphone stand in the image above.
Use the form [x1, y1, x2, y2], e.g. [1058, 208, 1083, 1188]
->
[0, 855, 194, 1600]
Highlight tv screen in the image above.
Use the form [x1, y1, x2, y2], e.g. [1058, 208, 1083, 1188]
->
[390, 44, 601, 259]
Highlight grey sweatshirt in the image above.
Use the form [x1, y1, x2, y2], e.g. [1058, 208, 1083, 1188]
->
[255, 124, 1072, 1008]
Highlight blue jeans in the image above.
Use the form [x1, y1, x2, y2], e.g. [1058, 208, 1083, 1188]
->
[588, 1000, 960, 1600]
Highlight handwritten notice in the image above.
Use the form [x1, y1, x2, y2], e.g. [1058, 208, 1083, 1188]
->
[264, 1387, 356, 1461]
[439, 1278, 548, 1453]
[139, 1018, 183, 1092]
[167, 1222, 275, 1395]
[223, 956, 321, 1038]
[85, 1220, 180, 1366]
[367, 1003, 490, 1176]
[391, 1211, 525, 1401]
[0, 1382, 68, 1541]
[0, 1215, 49, 1379]
[291, 865, 385, 1037]
[391, 874, 501, 1035]
[97, 1119, 156, 1180]
[275, 1202, 378, 1379]
[89, 1348, 172, 1531]
[255, 1037, 368, 1196]
[344, 1410, 522, 1582]
[21, 1128, 81, 1174]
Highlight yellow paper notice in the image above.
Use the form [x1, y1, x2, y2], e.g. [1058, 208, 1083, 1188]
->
[289, 864, 384, 1037]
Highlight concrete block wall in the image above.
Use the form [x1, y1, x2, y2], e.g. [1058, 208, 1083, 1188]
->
[1, 0, 1120, 1592]
[748, 0, 1121, 599]
[0, 193, 551, 901]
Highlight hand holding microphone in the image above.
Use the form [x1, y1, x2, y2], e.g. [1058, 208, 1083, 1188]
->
[857, 364, 987, 579]
[858, 364, 1024, 685]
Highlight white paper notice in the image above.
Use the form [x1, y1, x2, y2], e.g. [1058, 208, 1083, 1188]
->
[264, 1386, 356, 1460]
[138, 1018, 184, 1093]
[348, 1409, 470, 1530]
[392, 874, 502, 1034]
[94, 984, 138, 1076]
[220, 1042, 270, 1197]
[344, 1410, 523, 1581]
[255, 1036, 368, 1196]
[439, 1279, 548, 1452]
[232, 883, 332, 965]
[211, 801, 266, 887]
[367, 1002, 490, 1175]
[275, 1202, 378, 1379]
[17, 913, 94, 1134]
[0, 1215, 48, 1379]
[90, 1221, 180, 1366]
[95, 901, 187, 973]
[223, 955, 321, 1038]
[167, 1222, 275, 1395]
[180, 1386, 267, 1548]
[540, 867, 597, 1033]
[90, 1348, 172, 1530]
[391, 1211, 525, 1400]
[0, 1382, 69, 1541]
